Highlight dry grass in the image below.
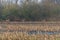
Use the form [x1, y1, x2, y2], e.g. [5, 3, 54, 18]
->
[0, 22, 60, 40]
[0, 32, 59, 40]
[0, 23, 60, 32]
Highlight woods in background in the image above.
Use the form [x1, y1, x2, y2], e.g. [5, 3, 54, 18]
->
[0, 0, 60, 21]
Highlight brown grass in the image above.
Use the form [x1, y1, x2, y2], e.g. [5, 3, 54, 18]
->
[0, 23, 60, 32]
[0, 32, 59, 40]
[0, 22, 60, 40]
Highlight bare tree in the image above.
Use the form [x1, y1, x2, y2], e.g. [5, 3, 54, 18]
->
[15, 0, 19, 4]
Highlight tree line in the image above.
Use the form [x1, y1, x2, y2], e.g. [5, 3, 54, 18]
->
[0, 0, 60, 21]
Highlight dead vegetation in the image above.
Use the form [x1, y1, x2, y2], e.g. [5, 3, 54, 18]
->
[0, 32, 59, 40]
[0, 22, 60, 32]
[0, 22, 59, 40]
